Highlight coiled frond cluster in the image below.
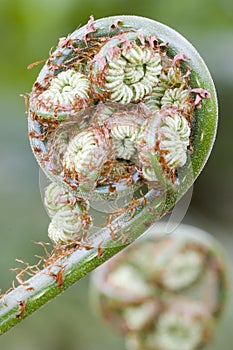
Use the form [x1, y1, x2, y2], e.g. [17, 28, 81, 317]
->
[143, 64, 190, 114]
[137, 110, 191, 182]
[161, 88, 190, 110]
[44, 182, 91, 244]
[125, 311, 204, 350]
[32, 69, 90, 119]
[44, 182, 73, 218]
[63, 128, 111, 184]
[48, 207, 84, 244]
[90, 228, 226, 350]
[159, 112, 191, 168]
[161, 251, 203, 291]
[106, 265, 153, 300]
[123, 301, 158, 332]
[41, 69, 89, 103]
[28, 16, 211, 244]
[111, 132, 137, 160]
[107, 112, 144, 160]
[154, 311, 203, 350]
[103, 46, 162, 103]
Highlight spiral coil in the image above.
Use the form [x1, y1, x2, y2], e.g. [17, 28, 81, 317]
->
[104, 45, 162, 104]
[63, 128, 111, 181]
[48, 206, 91, 244]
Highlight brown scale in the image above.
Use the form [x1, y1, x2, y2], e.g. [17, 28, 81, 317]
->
[46, 61, 64, 75]
[15, 300, 27, 319]
[48, 27, 109, 73]
[29, 114, 61, 144]
[27, 59, 47, 70]
[97, 160, 114, 185]
[8, 260, 42, 297]
[108, 183, 117, 194]
[32, 81, 47, 93]
[33, 146, 43, 155]
[81, 211, 93, 229]
[28, 130, 47, 141]
[62, 166, 79, 189]
[104, 191, 147, 233]
[97, 241, 105, 258]
[88, 64, 111, 103]
[109, 19, 123, 30]
[74, 38, 108, 64]
[47, 264, 66, 288]
[63, 164, 99, 192]
[0, 238, 95, 300]
[58, 36, 78, 49]
[105, 204, 138, 242]
[98, 159, 136, 186]
[153, 140, 176, 184]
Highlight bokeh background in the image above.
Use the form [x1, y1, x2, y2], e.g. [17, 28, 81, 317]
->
[0, 0, 232, 349]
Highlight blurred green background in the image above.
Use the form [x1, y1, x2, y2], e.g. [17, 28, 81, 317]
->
[0, 0, 232, 349]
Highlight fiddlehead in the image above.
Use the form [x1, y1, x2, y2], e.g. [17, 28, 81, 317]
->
[0, 15, 218, 335]
[103, 44, 162, 103]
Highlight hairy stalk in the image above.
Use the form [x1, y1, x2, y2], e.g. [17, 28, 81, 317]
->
[0, 189, 167, 334]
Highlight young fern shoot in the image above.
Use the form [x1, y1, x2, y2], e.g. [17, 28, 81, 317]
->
[0, 15, 218, 335]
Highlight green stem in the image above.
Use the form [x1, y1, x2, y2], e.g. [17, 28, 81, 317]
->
[0, 189, 167, 334]
[0, 156, 210, 334]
